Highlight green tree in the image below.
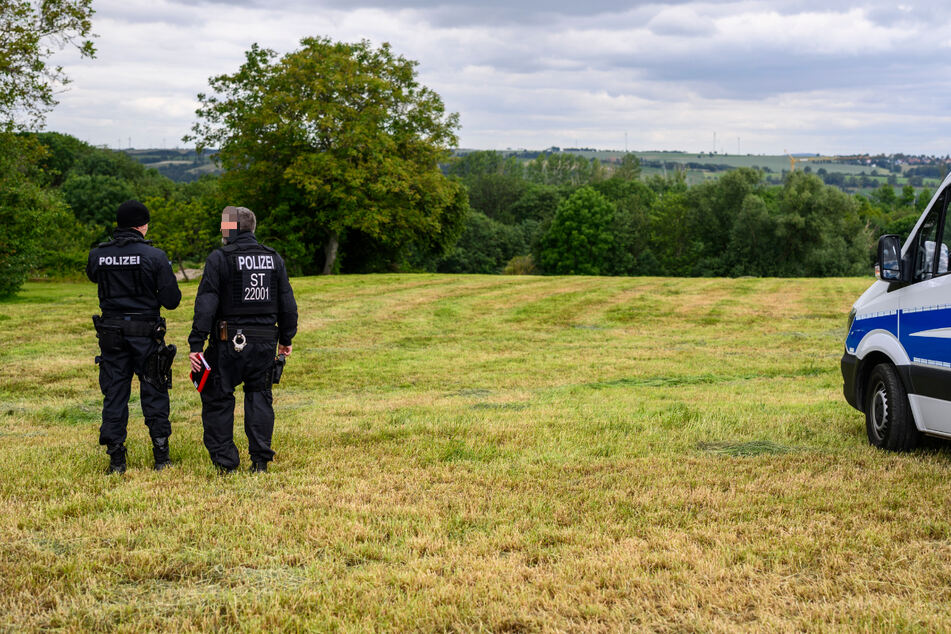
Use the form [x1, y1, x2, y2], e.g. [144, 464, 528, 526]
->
[145, 196, 219, 280]
[448, 151, 527, 223]
[594, 179, 656, 275]
[916, 187, 934, 212]
[538, 186, 615, 275]
[725, 193, 779, 276]
[438, 211, 530, 274]
[188, 37, 467, 274]
[870, 183, 897, 208]
[60, 173, 135, 228]
[883, 212, 921, 243]
[688, 168, 765, 275]
[649, 191, 701, 276]
[448, 150, 524, 180]
[0, 0, 95, 130]
[0, 2, 96, 295]
[613, 153, 641, 181]
[30, 130, 91, 186]
[507, 183, 562, 224]
[527, 153, 597, 188]
[0, 136, 74, 296]
[773, 172, 869, 276]
[899, 184, 916, 208]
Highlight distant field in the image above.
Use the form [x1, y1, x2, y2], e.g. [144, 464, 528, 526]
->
[128, 146, 944, 191]
[4, 275, 951, 630]
[123, 148, 222, 182]
[566, 150, 942, 191]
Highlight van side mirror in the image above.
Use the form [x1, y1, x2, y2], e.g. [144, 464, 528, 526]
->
[877, 234, 902, 281]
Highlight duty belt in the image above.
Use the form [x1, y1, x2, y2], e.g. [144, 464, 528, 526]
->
[96, 315, 164, 338]
[218, 323, 278, 344]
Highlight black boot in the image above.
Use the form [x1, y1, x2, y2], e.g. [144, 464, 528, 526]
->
[152, 436, 171, 471]
[250, 461, 268, 473]
[107, 443, 126, 474]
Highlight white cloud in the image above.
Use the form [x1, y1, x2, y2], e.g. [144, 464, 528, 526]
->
[647, 6, 716, 36]
[39, 0, 951, 154]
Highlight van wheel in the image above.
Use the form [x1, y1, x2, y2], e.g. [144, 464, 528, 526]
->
[865, 363, 920, 451]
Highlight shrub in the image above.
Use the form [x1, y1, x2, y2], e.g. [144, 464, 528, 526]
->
[503, 255, 536, 275]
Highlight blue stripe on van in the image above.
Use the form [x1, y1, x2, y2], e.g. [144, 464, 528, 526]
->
[901, 305, 951, 369]
[846, 311, 898, 355]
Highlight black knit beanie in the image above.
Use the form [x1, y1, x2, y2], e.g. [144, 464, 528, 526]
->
[116, 200, 150, 228]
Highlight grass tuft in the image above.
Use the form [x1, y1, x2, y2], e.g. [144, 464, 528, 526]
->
[697, 440, 797, 456]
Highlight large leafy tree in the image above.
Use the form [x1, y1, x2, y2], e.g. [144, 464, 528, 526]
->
[187, 37, 468, 274]
[448, 151, 527, 223]
[0, 1, 95, 296]
[538, 186, 616, 275]
[773, 171, 869, 276]
[0, 0, 95, 131]
[687, 168, 766, 275]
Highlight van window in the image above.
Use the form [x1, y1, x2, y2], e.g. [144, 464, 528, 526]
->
[913, 189, 949, 281]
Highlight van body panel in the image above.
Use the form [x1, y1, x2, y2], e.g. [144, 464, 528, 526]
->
[840, 352, 859, 409]
[908, 394, 951, 436]
[853, 330, 910, 366]
[842, 173, 951, 440]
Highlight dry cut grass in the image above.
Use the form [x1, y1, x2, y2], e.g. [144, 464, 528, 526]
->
[2, 274, 951, 632]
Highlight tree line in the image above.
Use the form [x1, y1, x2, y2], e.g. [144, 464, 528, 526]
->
[439, 150, 930, 277]
[0, 18, 936, 297]
[3, 133, 930, 297]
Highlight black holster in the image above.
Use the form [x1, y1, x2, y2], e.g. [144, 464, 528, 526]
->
[143, 343, 177, 390]
[272, 354, 286, 385]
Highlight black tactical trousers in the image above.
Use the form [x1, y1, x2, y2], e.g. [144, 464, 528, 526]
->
[200, 340, 276, 470]
[98, 335, 171, 448]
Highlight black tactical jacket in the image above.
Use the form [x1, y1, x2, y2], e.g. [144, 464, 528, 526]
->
[188, 232, 298, 352]
[86, 228, 182, 318]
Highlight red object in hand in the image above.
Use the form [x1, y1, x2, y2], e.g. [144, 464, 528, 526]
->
[191, 353, 211, 392]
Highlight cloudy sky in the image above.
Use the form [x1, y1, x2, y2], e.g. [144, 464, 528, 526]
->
[43, 0, 951, 155]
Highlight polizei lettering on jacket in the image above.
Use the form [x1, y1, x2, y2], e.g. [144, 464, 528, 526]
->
[237, 255, 275, 271]
[99, 255, 141, 266]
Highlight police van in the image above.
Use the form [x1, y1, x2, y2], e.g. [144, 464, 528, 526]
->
[842, 174, 951, 450]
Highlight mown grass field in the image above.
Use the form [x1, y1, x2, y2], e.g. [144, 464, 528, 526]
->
[3, 274, 951, 631]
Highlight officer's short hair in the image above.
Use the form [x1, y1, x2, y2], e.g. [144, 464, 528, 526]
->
[222, 206, 256, 233]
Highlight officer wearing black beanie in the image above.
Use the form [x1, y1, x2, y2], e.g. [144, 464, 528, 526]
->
[116, 199, 150, 228]
[86, 200, 182, 474]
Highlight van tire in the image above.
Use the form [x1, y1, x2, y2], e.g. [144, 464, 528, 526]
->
[865, 363, 920, 451]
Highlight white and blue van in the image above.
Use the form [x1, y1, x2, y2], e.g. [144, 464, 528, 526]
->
[842, 177, 951, 450]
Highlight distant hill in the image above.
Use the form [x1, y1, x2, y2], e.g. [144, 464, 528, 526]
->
[122, 145, 949, 193]
[121, 148, 221, 183]
[453, 148, 950, 194]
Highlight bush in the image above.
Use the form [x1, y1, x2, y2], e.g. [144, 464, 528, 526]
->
[438, 212, 530, 274]
[503, 255, 536, 275]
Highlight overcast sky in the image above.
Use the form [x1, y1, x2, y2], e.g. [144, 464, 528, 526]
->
[42, 0, 951, 155]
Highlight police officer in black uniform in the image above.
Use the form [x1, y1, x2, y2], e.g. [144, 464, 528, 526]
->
[87, 200, 182, 474]
[188, 206, 297, 473]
